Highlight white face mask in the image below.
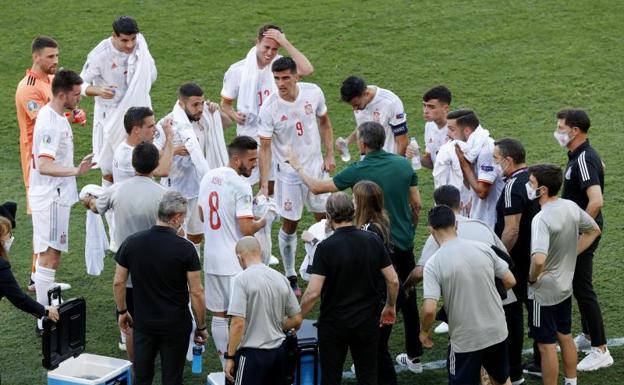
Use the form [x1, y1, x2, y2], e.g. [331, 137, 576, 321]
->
[3, 236, 14, 253]
[553, 130, 572, 147]
[494, 158, 507, 178]
[525, 182, 542, 200]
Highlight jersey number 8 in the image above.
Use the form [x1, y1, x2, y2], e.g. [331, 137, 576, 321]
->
[208, 191, 221, 230]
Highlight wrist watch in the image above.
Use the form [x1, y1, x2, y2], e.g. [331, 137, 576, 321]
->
[223, 352, 236, 360]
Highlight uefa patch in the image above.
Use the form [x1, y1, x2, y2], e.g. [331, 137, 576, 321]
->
[395, 112, 405, 120]
[304, 102, 313, 115]
[480, 165, 494, 172]
[27, 100, 39, 112]
[284, 200, 293, 211]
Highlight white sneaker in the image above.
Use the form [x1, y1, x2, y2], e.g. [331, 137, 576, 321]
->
[269, 255, 279, 265]
[395, 353, 423, 374]
[55, 282, 72, 292]
[573, 333, 592, 352]
[434, 322, 449, 334]
[577, 347, 614, 371]
[118, 335, 127, 351]
[350, 364, 355, 374]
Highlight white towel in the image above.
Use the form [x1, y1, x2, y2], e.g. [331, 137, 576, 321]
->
[299, 219, 332, 281]
[80, 185, 109, 276]
[464, 125, 490, 163]
[252, 195, 278, 265]
[432, 140, 472, 216]
[237, 47, 277, 133]
[96, 33, 157, 174]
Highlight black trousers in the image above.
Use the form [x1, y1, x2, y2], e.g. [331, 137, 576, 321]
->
[573, 236, 607, 346]
[378, 324, 397, 385]
[390, 247, 423, 359]
[318, 318, 379, 385]
[133, 328, 190, 385]
[504, 300, 524, 380]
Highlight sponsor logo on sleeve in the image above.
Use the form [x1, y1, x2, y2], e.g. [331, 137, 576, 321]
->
[42, 134, 52, 144]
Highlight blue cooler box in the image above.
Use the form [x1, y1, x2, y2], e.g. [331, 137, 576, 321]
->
[295, 320, 320, 385]
[47, 354, 132, 385]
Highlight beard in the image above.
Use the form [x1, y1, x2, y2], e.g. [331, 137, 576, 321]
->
[185, 110, 202, 122]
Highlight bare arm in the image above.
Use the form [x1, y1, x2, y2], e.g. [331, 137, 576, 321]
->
[501, 214, 521, 252]
[529, 252, 547, 283]
[287, 147, 340, 194]
[577, 224, 601, 256]
[409, 186, 422, 227]
[395, 134, 408, 156]
[420, 152, 434, 169]
[220, 97, 246, 126]
[318, 114, 336, 172]
[300, 274, 325, 318]
[501, 270, 516, 290]
[264, 29, 314, 76]
[238, 217, 267, 236]
[381, 265, 399, 307]
[282, 312, 303, 331]
[259, 137, 273, 196]
[113, 264, 129, 312]
[404, 265, 424, 289]
[38, 154, 94, 177]
[455, 144, 493, 199]
[225, 316, 245, 383]
[153, 119, 174, 177]
[187, 270, 206, 329]
[585, 185, 604, 219]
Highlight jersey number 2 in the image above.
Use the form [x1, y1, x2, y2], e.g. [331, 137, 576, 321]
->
[208, 191, 221, 230]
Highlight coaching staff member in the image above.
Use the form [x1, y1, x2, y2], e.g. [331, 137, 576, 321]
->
[421, 205, 516, 385]
[113, 191, 207, 385]
[225, 237, 302, 385]
[289, 121, 423, 371]
[300, 192, 399, 385]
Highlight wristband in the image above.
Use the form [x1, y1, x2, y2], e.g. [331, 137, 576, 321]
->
[224, 352, 236, 360]
[196, 326, 207, 331]
[116, 308, 128, 315]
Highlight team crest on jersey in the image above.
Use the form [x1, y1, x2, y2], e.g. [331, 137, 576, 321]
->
[60, 232, 67, 245]
[304, 102, 313, 115]
[373, 111, 381, 122]
[284, 200, 293, 211]
[27, 100, 40, 112]
[42, 134, 52, 144]
[565, 167, 572, 180]
[154, 129, 161, 140]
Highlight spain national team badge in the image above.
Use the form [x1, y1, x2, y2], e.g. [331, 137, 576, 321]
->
[284, 200, 293, 211]
[373, 111, 381, 122]
[304, 102, 313, 115]
[60, 233, 67, 245]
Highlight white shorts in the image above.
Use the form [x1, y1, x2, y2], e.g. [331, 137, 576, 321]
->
[204, 273, 235, 312]
[185, 197, 203, 236]
[32, 201, 71, 253]
[275, 178, 329, 221]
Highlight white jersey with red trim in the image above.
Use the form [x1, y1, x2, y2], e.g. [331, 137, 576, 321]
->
[424, 120, 449, 164]
[258, 82, 327, 183]
[198, 166, 253, 275]
[28, 104, 78, 210]
[353, 86, 407, 154]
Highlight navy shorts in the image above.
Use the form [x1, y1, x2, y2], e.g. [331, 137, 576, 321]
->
[528, 296, 572, 344]
[447, 339, 509, 385]
[231, 342, 287, 385]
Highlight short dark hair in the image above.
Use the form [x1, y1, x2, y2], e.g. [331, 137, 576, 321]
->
[272, 56, 297, 73]
[228, 135, 258, 158]
[257, 24, 282, 40]
[132, 141, 159, 174]
[113, 16, 139, 35]
[32, 36, 58, 53]
[433, 185, 460, 210]
[123, 107, 154, 135]
[529, 164, 562, 197]
[340, 76, 367, 102]
[357, 121, 386, 151]
[179, 82, 204, 99]
[326, 192, 354, 224]
[423, 85, 452, 105]
[557, 109, 591, 133]
[447, 109, 480, 131]
[428, 205, 456, 230]
[494, 138, 526, 164]
[51, 69, 83, 96]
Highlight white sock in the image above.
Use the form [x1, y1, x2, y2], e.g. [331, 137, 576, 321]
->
[31, 257, 39, 282]
[279, 229, 297, 277]
[34, 266, 56, 329]
[211, 316, 229, 368]
[564, 378, 577, 385]
[193, 242, 202, 259]
[120, 331, 126, 344]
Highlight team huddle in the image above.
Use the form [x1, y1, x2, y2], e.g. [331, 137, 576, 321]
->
[12, 14, 613, 385]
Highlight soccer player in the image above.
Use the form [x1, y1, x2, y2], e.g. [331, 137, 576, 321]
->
[220, 24, 314, 185]
[80, 15, 157, 182]
[526, 164, 601, 385]
[197, 136, 268, 367]
[339, 76, 408, 156]
[29, 69, 95, 333]
[420, 86, 452, 168]
[258, 57, 336, 295]
[15, 36, 59, 289]
[449, 109, 505, 228]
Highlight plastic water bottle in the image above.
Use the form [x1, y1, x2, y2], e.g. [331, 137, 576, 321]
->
[409, 137, 421, 170]
[191, 344, 202, 374]
[336, 137, 351, 162]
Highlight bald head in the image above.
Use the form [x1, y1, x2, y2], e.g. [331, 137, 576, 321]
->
[235, 236, 262, 268]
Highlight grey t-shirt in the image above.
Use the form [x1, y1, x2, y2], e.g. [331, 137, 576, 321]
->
[423, 238, 509, 353]
[228, 264, 301, 349]
[530, 198, 596, 306]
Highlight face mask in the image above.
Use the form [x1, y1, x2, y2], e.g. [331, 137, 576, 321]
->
[3, 236, 14, 253]
[553, 130, 572, 147]
[525, 182, 542, 200]
[494, 158, 507, 177]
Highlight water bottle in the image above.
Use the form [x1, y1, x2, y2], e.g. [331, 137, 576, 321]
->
[336, 137, 351, 162]
[191, 344, 202, 374]
[409, 137, 421, 170]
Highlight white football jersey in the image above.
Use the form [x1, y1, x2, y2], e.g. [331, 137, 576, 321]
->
[221, 56, 281, 138]
[424, 120, 449, 164]
[469, 139, 505, 229]
[258, 82, 327, 183]
[112, 141, 135, 184]
[198, 167, 254, 275]
[28, 105, 78, 210]
[353, 86, 407, 154]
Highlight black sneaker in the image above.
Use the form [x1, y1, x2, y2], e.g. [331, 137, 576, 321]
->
[522, 360, 541, 377]
[288, 276, 302, 297]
